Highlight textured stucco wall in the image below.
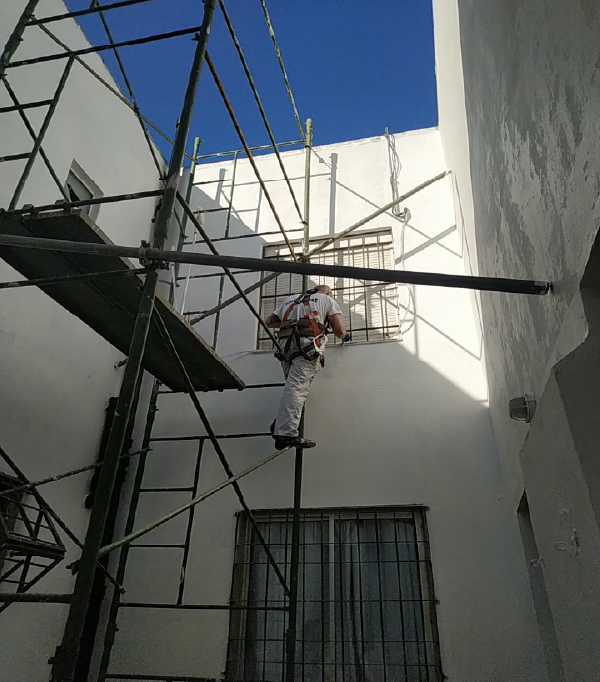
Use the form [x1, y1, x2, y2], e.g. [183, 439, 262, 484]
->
[0, 3, 164, 681]
[520, 362, 600, 682]
[453, 0, 600, 504]
[433, 1, 600, 680]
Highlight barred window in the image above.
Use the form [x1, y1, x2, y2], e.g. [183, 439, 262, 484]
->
[258, 230, 400, 349]
[226, 507, 443, 682]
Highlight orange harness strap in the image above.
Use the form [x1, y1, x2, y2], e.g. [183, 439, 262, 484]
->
[281, 294, 325, 348]
[280, 295, 324, 345]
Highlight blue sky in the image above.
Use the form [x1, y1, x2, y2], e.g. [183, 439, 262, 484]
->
[64, 0, 437, 162]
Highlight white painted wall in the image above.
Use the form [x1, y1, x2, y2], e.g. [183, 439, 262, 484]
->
[433, 2, 600, 680]
[432, 0, 600, 505]
[105, 130, 545, 681]
[0, 3, 164, 680]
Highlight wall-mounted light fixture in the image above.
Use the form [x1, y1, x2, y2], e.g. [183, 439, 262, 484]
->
[508, 393, 537, 423]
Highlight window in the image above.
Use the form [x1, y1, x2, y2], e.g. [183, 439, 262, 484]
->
[64, 161, 103, 221]
[227, 507, 443, 682]
[258, 230, 400, 349]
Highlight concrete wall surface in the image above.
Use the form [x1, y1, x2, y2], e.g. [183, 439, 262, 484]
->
[518, 239, 600, 681]
[102, 130, 546, 681]
[0, 3, 164, 681]
[433, 1, 600, 680]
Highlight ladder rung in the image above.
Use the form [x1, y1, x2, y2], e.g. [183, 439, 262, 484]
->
[0, 99, 52, 114]
[129, 543, 186, 549]
[138, 487, 194, 493]
[0, 153, 30, 163]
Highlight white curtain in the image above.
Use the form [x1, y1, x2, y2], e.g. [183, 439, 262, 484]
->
[242, 515, 433, 681]
[335, 517, 428, 681]
[244, 518, 327, 682]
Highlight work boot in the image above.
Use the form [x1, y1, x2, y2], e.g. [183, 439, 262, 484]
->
[274, 435, 317, 450]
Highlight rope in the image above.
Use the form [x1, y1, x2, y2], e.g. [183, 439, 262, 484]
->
[384, 128, 414, 334]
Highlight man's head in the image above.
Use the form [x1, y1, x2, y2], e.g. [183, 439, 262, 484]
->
[307, 285, 333, 297]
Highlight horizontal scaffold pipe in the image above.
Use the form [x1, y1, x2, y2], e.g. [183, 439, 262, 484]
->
[9, 188, 165, 215]
[0, 232, 552, 295]
[8, 24, 205, 68]
[0, 593, 72, 603]
[29, 0, 159, 25]
[0, 267, 148, 290]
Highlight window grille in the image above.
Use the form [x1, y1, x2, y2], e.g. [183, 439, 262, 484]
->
[258, 231, 400, 349]
[227, 507, 443, 682]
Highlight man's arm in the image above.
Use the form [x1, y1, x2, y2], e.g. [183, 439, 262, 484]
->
[327, 313, 347, 339]
[265, 313, 282, 329]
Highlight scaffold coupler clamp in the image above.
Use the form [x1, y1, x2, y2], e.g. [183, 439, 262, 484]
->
[137, 240, 168, 270]
[298, 253, 310, 263]
[51, 199, 76, 215]
[22, 203, 40, 216]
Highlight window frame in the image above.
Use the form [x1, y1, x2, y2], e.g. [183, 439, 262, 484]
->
[64, 160, 103, 222]
[226, 505, 443, 682]
[257, 229, 401, 350]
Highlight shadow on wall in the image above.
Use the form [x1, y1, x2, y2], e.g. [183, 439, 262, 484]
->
[172, 178, 270, 349]
[552, 228, 600, 527]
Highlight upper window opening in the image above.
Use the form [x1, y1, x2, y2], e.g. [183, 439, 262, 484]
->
[64, 161, 103, 222]
[258, 230, 400, 349]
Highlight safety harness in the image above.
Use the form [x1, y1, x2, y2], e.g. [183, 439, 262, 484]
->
[275, 292, 327, 365]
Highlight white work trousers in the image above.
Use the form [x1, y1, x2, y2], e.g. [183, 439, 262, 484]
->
[274, 345, 320, 438]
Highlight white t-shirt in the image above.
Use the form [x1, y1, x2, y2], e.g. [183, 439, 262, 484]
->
[274, 292, 342, 327]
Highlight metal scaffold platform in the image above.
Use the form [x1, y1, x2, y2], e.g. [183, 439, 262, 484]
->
[0, 209, 244, 392]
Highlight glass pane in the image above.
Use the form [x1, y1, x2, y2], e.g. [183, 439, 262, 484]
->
[231, 509, 441, 681]
[334, 516, 432, 682]
[242, 517, 329, 682]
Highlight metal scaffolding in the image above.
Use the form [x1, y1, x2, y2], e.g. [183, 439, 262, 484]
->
[0, 1, 551, 681]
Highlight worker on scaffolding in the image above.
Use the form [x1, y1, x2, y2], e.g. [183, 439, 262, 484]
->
[266, 284, 351, 449]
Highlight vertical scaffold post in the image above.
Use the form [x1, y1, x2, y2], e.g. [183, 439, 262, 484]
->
[285, 117, 312, 682]
[48, 3, 217, 680]
[176, 135, 202, 282]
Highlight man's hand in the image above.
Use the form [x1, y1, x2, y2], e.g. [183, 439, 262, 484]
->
[342, 332, 352, 343]
[265, 313, 282, 329]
